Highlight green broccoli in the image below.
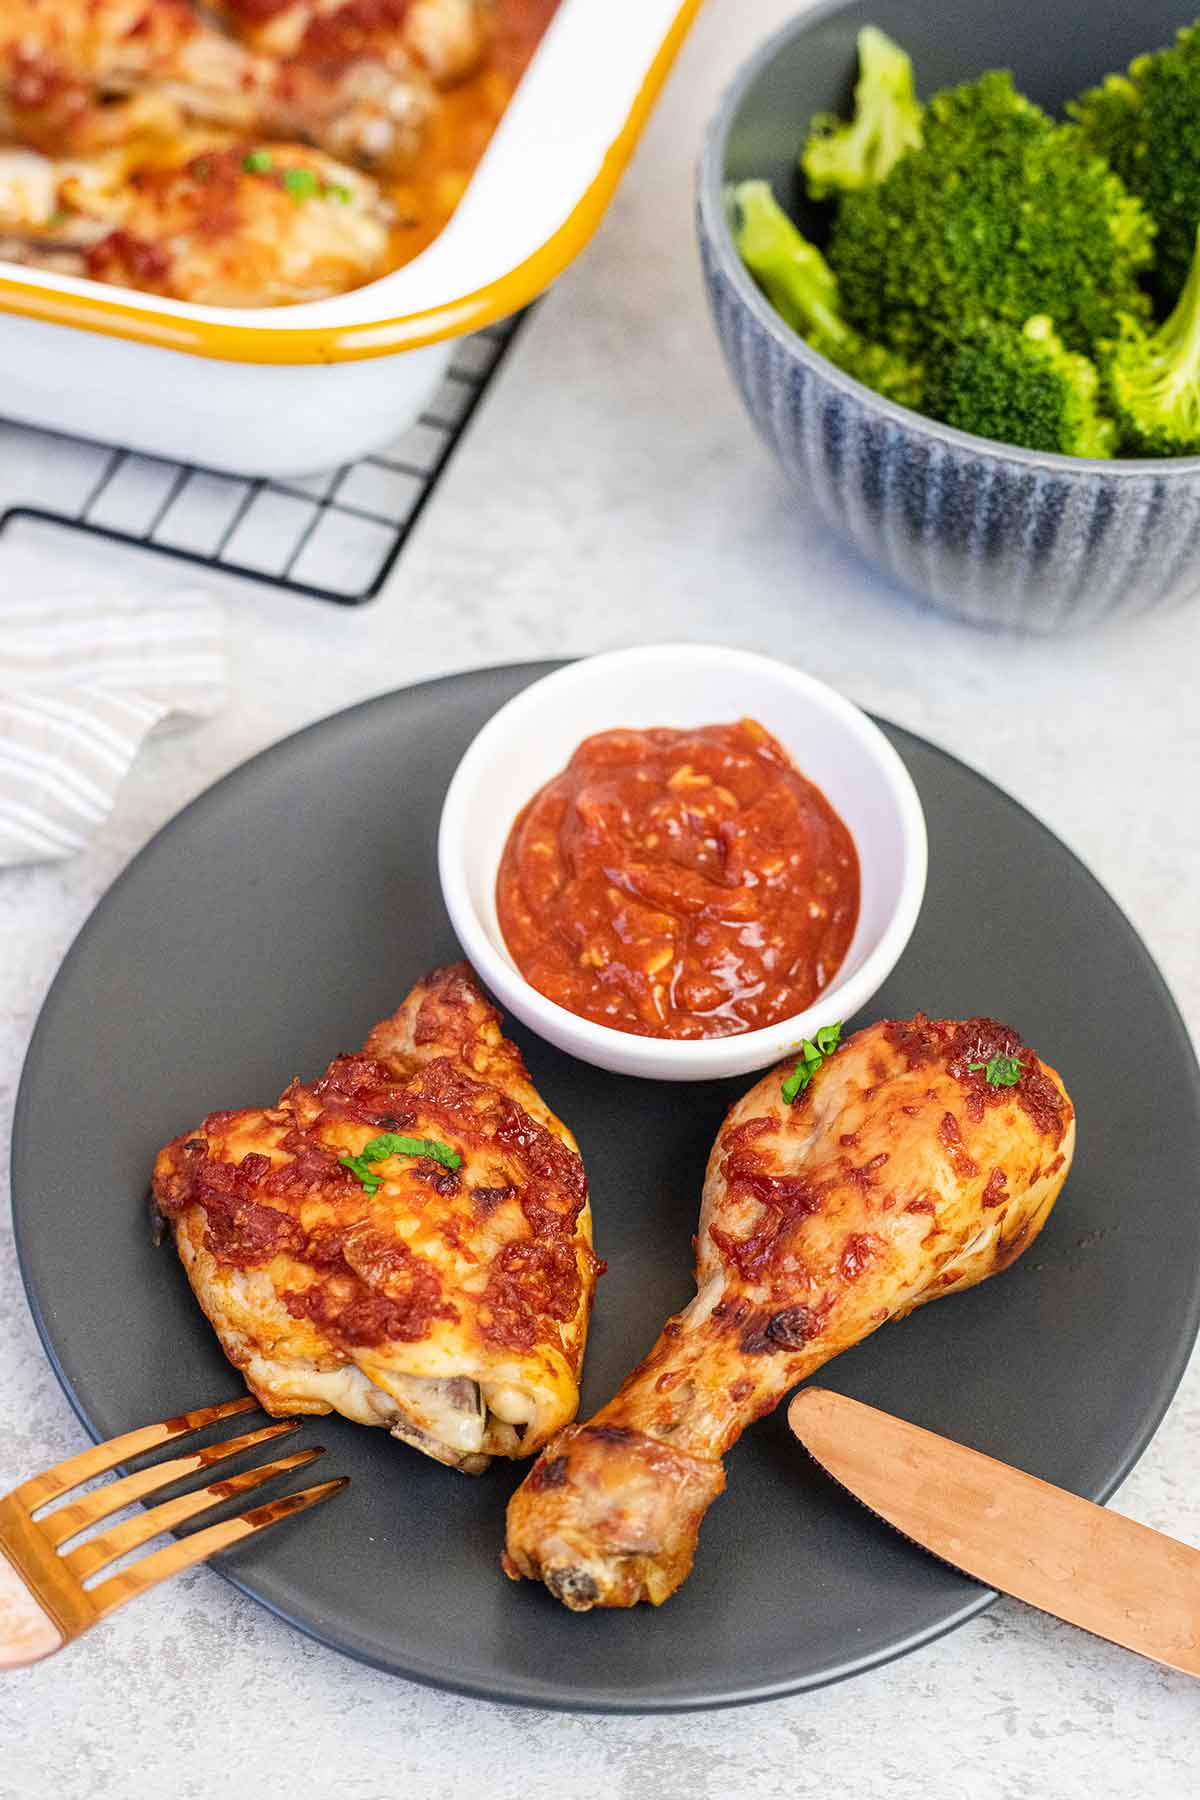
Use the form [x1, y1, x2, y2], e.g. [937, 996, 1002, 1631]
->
[1065, 73, 1144, 184]
[827, 70, 1155, 358]
[924, 314, 1116, 457]
[1071, 23, 1200, 309]
[731, 180, 923, 407]
[801, 25, 923, 198]
[1102, 225, 1200, 454]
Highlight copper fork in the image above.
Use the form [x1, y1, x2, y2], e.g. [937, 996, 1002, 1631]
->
[0, 1396, 347, 1667]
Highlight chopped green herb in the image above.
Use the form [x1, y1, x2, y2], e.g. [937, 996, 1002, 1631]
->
[283, 166, 320, 201]
[968, 1054, 1023, 1087]
[243, 149, 273, 175]
[782, 1022, 843, 1104]
[365, 1133, 462, 1170]
[340, 1131, 463, 1192]
[324, 182, 353, 204]
[340, 1155, 383, 1194]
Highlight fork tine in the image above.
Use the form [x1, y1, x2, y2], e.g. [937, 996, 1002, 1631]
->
[39, 1422, 300, 1547]
[65, 1448, 325, 1581]
[86, 1478, 349, 1621]
[13, 1397, 257, 1511]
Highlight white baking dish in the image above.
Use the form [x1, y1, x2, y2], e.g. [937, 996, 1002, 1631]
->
[0, 0, 700, 477]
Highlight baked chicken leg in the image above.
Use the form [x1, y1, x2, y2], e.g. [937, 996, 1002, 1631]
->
[505, 1013, 1075, 1606]
[153, 965, 600, 1473]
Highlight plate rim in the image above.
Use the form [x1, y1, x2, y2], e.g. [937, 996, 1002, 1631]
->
[12, 660, 1200, 1711]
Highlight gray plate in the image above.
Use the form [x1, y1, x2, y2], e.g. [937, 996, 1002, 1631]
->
[12, 663, 1200, 1710]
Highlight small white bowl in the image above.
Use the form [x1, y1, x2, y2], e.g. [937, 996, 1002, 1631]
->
[437, 645, 928, 1082]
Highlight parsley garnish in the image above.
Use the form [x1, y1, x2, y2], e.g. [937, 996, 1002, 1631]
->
[968, 1054, 1023, 1087]
[241, 154, 347, 203]
[340, 1132, 462, 1194]
[283, 166, 320, 201]
[781, 1022, 843, 1104]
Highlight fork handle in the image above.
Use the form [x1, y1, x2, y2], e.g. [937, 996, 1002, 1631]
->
[0, 1549, 64, 1668]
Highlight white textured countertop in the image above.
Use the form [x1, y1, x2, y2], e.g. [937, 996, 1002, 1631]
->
[2, 1, 1199, 1793]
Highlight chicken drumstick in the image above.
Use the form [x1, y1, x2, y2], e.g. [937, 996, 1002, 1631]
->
[505, 1013, 1075, 1609]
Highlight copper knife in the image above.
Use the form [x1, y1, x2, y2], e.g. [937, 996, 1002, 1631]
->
[788, 1388, 1200, 1679]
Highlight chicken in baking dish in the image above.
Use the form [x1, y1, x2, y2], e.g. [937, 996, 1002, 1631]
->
[0, 0, 423, 166]
[153, 964, 601, 1473]
[0, 0, 280, 154]
[0, 140, 394, 304]
[214, 0, 488, 89]
[0, 0, 555, 301]
[505, 1013, 1075, 1605]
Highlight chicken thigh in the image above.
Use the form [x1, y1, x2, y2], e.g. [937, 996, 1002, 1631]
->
[505, 1013, 1075, 1607]
[153, 964, 600, 1472]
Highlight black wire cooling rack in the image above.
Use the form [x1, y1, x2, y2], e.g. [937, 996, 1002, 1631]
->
[0, 312, 524, 606]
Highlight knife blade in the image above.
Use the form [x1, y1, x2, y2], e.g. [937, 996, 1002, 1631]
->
[788, 1388, 1200, 1679]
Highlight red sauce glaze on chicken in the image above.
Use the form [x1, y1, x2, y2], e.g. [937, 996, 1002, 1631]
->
[496, 719, 860, 1040]
[154, 1046, 590, 1353]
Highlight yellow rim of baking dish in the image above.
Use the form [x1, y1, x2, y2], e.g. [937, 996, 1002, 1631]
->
[0, 0, 702, 365]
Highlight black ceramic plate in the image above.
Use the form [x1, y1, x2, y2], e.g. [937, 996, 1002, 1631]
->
[13, 664, 1200, 1711]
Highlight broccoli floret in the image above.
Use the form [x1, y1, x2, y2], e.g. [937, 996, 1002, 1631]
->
[1102, 225, 1200, 455]
[1071, 24, 1200, 309]
[801, 26, 923, 198]
[924, 314, 1116, 456]
[828, 70, 1155, 358]
[1066, 73, 1144, 179]
[731, 180, 923, 407]
[733, 181, 842, 338]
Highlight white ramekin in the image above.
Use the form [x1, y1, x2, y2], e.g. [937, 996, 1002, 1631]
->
[437, 645, 928, 1082]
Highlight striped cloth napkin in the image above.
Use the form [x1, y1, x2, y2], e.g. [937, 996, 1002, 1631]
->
[0, 555, 225, 867]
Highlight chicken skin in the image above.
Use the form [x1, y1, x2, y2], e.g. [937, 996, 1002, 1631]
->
[153, 965, 600, 1473]
[0, 140, 393, 304]
[505, 1013, 1075, 1607]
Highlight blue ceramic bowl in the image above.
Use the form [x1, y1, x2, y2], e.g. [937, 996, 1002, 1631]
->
[697, 0, 1200, 632]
